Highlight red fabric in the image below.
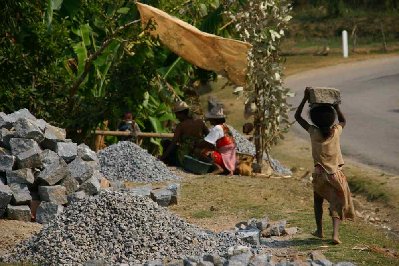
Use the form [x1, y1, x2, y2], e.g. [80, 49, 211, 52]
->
[211, 151, 223, 167]
[216, 124, 234, 148]
[216, 136, 234, 148]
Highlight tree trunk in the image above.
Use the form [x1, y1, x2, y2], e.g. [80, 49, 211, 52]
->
[254, 87, 263, 166]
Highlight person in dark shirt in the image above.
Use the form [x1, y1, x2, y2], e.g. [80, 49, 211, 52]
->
[118, 112, 141, 143]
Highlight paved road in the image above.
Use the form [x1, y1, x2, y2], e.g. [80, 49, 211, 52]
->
[285, 56, 399, 174]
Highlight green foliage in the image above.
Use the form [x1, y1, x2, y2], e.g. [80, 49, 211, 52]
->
[0, 1, 156, 154]
[293, 0, 399, 16]
[0, 0, 239, 153]
[233, 0, 293, 164]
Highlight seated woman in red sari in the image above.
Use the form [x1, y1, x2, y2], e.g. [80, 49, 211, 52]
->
[201, 104, 237, 175]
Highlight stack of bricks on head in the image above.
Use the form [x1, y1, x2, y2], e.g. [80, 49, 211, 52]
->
[308, 87, 341, 107]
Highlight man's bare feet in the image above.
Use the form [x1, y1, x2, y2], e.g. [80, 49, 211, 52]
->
[311, 230, 324, 238]
[332, 237, 342, 245]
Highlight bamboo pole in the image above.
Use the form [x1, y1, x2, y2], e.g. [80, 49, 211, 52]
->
[94, 130, 174, 138]
[94, 130, 252, 141]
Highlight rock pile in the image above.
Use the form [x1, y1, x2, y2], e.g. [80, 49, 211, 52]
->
[98, 141, 180, 182]
[0, 109, 103, 223]
[121, 183, 180, 207]
[228, 126, 292, 176]
[2, 190, 241, 265]
[234, 217, 298, 247]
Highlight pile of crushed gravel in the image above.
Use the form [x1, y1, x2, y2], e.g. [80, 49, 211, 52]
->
[2, 190, 240, 265]
[98, 141, 180, 182]
[228, 127, 292, 176]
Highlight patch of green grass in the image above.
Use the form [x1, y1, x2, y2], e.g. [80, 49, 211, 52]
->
[191, 210, 214, 219]
[348, 177, 389, 202]
[172, 173, 399, 265]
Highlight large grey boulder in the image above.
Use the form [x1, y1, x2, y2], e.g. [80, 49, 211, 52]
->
[308, 87, 341, 105]
[0, 154, 15, 172]
[41, 125, 66, 150]
[68, 157, 94, 184]
[7, 204, 31, 221]
[283, 227, 298, 236]
[309, 251, 333, 266]
[237, 228, 260, 246]
[9, 182, 32, 204]
[79, 176, 100, 196]
[38, 185, 67, 205]
[86, 160, 101, 172]
[7, 108, 36, 124]
[0, 128, 14, 149]
[6, 168, 35, 184]
[312, 260, 333, 266]
[249, 254, 273, 266]
[247, 217, 269, 231]
[150, 188, 174, 207]
[0, 112, 12, 129]
[0, 184, 13, 217]
[37, 156, 69, 186]
[202, 254, 225, 266]
[35, 119, 47, 131]
[40, 149, 60, 166]
[269, 220, 287, 237]
[198, 260, 215, 266]
[77, 143, 98, 162]
[67, 190, 87, 203]
[9, 138, 40, 155]
[59, 174, 79, 195]
[16, 145, 43, 169]
[227, 246, 253, 266]
[129, 184, 152, 197]
[57, 142, 77, 162]
[36, 201, 64, 224]
[167, 183, 180, 204]
[14, 118, 44, 142]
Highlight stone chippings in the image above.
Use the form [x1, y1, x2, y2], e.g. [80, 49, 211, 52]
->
[98, 141, 180, 182]
[2, 190, 240, 265]
[228, 126, 292, 176]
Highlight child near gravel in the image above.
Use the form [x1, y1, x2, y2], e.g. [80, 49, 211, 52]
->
[295, 87, 355, 244]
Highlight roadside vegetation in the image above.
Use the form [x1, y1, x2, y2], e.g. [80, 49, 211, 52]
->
[287, 0, 399, 54]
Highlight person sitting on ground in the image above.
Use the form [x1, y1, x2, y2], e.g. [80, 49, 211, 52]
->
[160, 101, 209, 166]
[200, 104, 237, 175]
[295, 87, 355, 245]
[242, 122, 254, 141]
[118, 112, 141, 143]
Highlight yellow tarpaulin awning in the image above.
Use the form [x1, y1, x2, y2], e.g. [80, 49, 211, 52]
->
[136, 3, 251, 86]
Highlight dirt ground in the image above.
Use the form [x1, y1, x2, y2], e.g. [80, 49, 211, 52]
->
[0, 220, 42, 256]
